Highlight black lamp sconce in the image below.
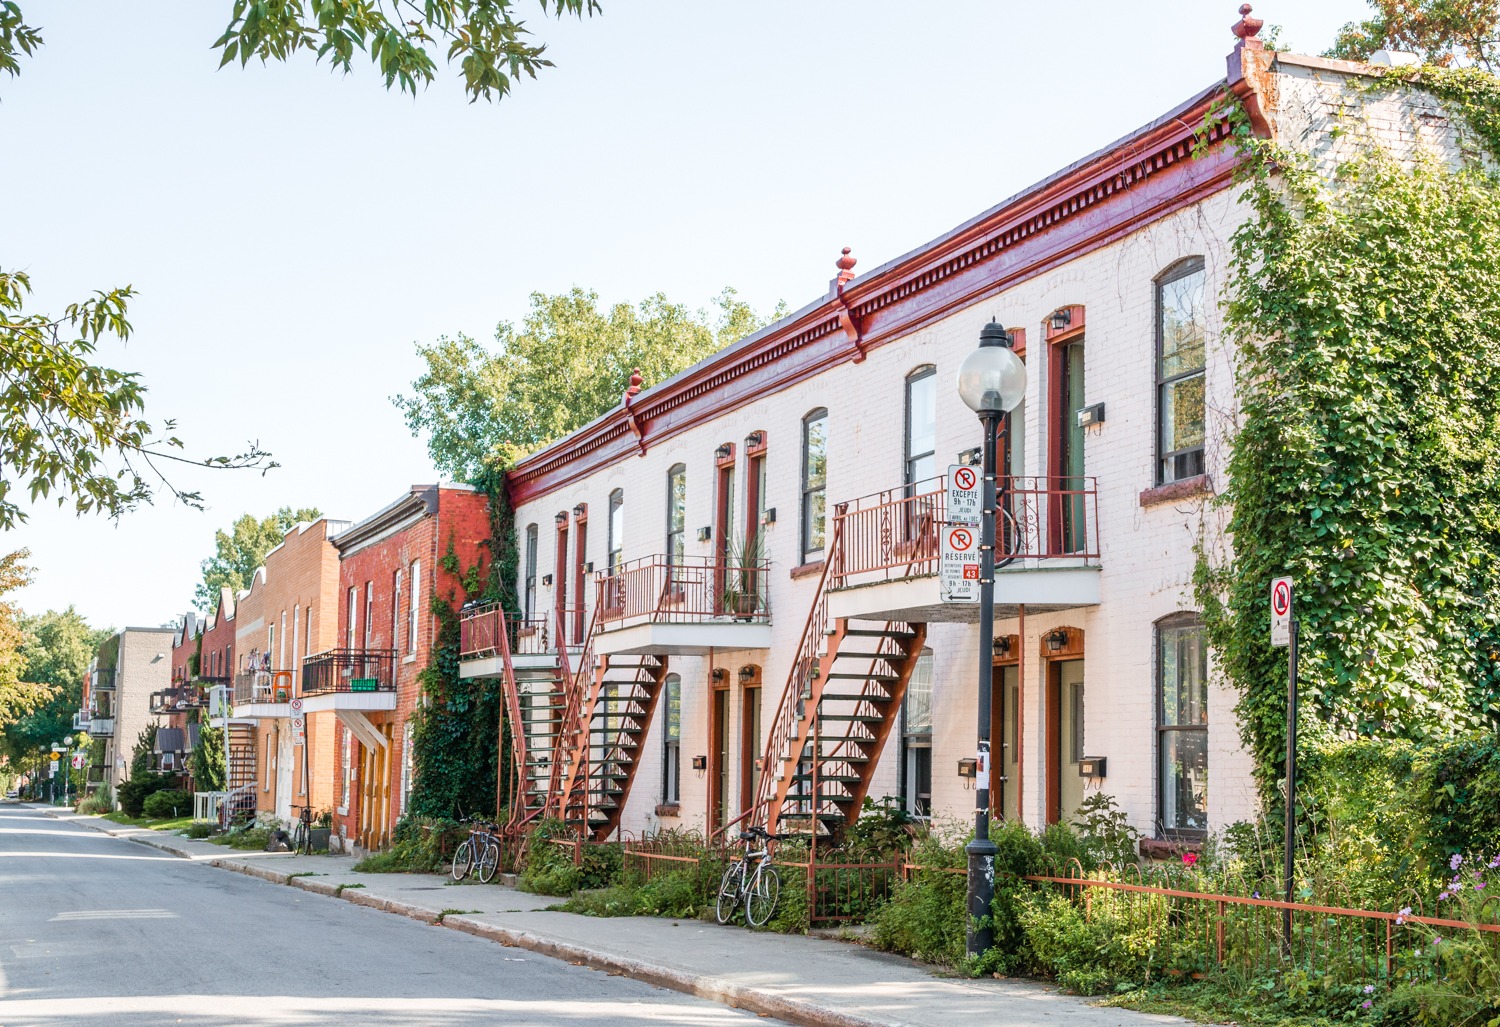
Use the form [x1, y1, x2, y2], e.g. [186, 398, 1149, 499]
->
[993, 636, 1011, 657]
[738, 666, 756, 683]
[711, 667, 728, 683]
[1049, 308, 1073, 332]
[554, 512, 568, 525]
[762, 507, 777, 525]
[542, 574, 554, 586]
[715, 442, 734, 461]
[959, 447, 982, 467]
[572, 503, 587, 519]
[1046, 628, 1070, 653]
[691, 755, 708, 771]
[746, 430, 766, 448]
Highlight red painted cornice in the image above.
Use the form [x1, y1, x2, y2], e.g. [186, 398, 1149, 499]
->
[508, 83, 1241, 507]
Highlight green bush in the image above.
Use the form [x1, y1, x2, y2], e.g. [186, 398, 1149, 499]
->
[183, 822, 213, 839]
[870, 830, 967, 965]
[75, 785, 113, 815]
[142, 789, 192, 819]
[353, 816, 464, 873]
[518, 819, 587, 896]
[117, 772, 170, 817]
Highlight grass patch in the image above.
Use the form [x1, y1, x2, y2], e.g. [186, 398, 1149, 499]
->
[434, 908, 480, 924]
[334, 883, 366, 896]
[100, 812, 194, 832]
[288, 872, 326, 879]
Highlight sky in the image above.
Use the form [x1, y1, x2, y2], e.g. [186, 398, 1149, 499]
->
[5, 0, 1372, 629]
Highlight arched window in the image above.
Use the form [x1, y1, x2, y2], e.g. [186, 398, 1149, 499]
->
[1156, 259, 1208, 484]
[1157, 613, 1208, 836]
[905, 366, 936, 487]
[801, 410, 828, 562]
[523, 524, 538, 619]
[665, 465, 687, 567]
[607, 490, 624, 572]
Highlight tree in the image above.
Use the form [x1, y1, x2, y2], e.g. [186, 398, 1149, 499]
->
[395, 287, 784, 480]
[0, 550, 38, 728]
[1329, 0, 1498, 70]
[197, 506, 322, 610]
[0, 606, 110, 776]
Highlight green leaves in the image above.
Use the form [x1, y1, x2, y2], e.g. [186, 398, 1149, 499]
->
[0, 1, 42, 85]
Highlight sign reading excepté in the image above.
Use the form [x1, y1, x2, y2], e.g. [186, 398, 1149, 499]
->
[1270, 576, 1293, 647]
[947, 464, 981, 525]
[940, 524, 981, 604]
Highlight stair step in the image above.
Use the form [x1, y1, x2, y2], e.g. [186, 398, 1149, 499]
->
[791, 773, 862, 783]
[816, 692, 892, 703]
[842, 628, 917, 639]
[824, 672, 900, 680]
[817, 713, 888, 723]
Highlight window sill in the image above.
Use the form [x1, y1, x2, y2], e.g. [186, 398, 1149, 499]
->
[336, 806, 348, 817]
[655, 803, 681, 818]
[1139, 836, 1206, 861]
[790, 560, 825, 580]
[402, 653, 418, 665]
[1139, 474, 1214, 508]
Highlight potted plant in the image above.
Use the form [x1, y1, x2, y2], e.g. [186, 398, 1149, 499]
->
[310, 809, 333, 852]
[720, 532, 767, 621]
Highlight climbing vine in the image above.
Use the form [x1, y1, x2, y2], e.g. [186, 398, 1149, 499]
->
[1196, 67, 1500, 800]
[405, 460, 520, 820]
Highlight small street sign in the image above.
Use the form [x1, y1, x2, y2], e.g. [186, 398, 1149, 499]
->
[940, 524, 981, 604]
[1270, 576, 1293, 647]
[208, 684, 230, 719]
[71, 753, 86, 769]
[291, 716, 306, 747]
[947, 464, 982, 525]
[289, 697, 303, 713]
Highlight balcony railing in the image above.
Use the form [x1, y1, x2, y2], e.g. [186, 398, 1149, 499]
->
[233, 669, 295, 705]
[300, 649, 397, 696]
[593, 554, 771, 630]
[88, 717, 115, 737]
[150, 685, 211, 715]
[459, 604, 551, 660]
[831, 474, 1100, 590]
[72, 710, 90, 732]
[91, 668, 116, 691]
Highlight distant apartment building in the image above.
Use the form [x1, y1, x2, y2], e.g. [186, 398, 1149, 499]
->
[83, 626, 177, 799]
[323, 484, 489, 850]
[154, 588, 238, 783]
[230, 517, 349, 823]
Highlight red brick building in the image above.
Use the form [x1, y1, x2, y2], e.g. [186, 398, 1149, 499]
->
[321, 485, 489, 849]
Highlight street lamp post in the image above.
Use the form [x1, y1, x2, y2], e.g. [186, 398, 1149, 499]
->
[956, 320, 1028, 959]
[62, 735, 74, 806]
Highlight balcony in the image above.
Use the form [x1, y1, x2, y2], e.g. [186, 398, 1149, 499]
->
[298, 648, 397, 714]
[230, 669, 295, 719]
[87, 717, 115, 737]
[150, 685, 211, 716]
[91, 668, 116, 692]
[459, 606, 557, 679]
[826, 475, 1102, 624]
[71, 710, 90, 732]
[592, 554, 772, 656]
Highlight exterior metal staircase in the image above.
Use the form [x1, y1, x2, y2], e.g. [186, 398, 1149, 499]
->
[495, 608, 571, 829]
[749, 522, 930, 839]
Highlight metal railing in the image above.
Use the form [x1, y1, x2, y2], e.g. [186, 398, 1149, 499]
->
[71, 710, 90, 731]
[299, 649, 397, 696]
[831, 474, 1101, 590]
[233, 669, 295, 705]
[150, 685, 210, 714]
[91, 668, 116, 691]
[593, 554, 771, 629]
[87, 717, 115, 737]
[459, 603, 551, 660]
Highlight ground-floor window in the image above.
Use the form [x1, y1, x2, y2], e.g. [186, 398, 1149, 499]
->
[399, 728, 413, 815]
[900, 650, 933, 818]
[340, 728, 354, 812]
[662, 674, 681, 804]
[1158, 616, 1208, 835]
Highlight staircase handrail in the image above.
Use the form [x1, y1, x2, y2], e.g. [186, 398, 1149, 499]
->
[493, 606, 532, 831]
[548, 602, 600, 826]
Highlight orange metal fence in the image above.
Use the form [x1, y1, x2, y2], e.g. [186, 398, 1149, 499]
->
[593, 555, 771, 628]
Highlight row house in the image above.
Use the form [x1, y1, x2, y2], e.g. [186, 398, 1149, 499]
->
[229, 517, 349, 825]
[325, 484, 489, 850]
[81, 626, 176, 797]
[152, 588, 239, 781]
[460, 20, 1469, 846]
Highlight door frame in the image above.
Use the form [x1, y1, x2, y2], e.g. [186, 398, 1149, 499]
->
[1045, 306, 1086, 554]
[1040, 626, 1085, 825]
[739, 668, 762, 815]
[708, 676, 730, 829]
[990, 634, 1021, 821]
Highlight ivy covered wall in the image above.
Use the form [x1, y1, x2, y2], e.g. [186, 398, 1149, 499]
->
[1198, 67, 1500, 800]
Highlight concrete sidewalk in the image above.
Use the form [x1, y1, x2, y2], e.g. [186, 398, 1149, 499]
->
[35, 805, 1187, 1027]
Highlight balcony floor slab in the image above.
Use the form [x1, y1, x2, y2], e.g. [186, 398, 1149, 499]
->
[828, 564, 1101, 623]
[298, 691, 397, 715]
[595, 621, 772, 656]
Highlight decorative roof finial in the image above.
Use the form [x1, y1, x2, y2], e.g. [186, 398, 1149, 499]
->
[627, 368, 643, 397]
[835, 246, 857, 287]
[1233, 4, 1264, 49]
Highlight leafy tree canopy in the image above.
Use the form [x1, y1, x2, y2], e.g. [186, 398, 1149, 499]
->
[1329, 0, 1498, 70]
[395, 287, 785, 480]
[197, 506, 322, 611]
[0, 607, 111, 768]
[0, 550, 36, 727]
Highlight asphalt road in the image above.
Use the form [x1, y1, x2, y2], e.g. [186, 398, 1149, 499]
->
[0, 802, 782, 1026]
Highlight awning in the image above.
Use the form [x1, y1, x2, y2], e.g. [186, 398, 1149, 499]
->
[155, 727, 186, 753]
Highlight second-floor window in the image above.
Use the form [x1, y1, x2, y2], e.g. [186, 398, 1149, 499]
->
[364, 583, 374, 647]
[346, 587, 357, 649]
[666, 464, 686, 566]
[607, 491, 624, 572]
[905, 367, 936, 487]
[801, 409, 828, 563]
[391, 569, 402, 648]
[523, 524, 538, 620]
[408, 559, 421, 653]
[1157, 259, 1207, 484]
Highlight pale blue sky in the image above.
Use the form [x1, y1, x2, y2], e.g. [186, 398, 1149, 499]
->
[6, 1, 1370, 628]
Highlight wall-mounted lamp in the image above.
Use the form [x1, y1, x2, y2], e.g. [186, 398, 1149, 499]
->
[1049, 308, 1073, 332]
[993, 636, 1011, 657]
[1046, 628, 1069, 653]
[762, 507, 777, 525]
[711, 667, 728, 683]
[715, 442, 733, 461]
[959, 447, 982, 467]
[691, 755, 708, 771]
[542, 574, 554, 586]
[555, 511, 568, 525]
[738, 665, 756, 683]
[572, 502, 587, 519]
[746, 431, 766, 448]
[957, 757, 978, 779]
[1076, 402, 1105, 428]
[697, 526, 712, 542]
[584, 561, 594, 574]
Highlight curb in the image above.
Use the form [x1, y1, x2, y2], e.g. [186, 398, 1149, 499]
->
[33, 805, 889, 1027]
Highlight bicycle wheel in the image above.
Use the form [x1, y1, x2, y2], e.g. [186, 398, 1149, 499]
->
[745, 865, 781, 927]
[714, 863, 743, 924]
[451, 839, 474, 881]
[477, 841, 500, 883]
[291, 822, 308, 855]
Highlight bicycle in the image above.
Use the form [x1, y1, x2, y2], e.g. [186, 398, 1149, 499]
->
[290, 803, 315, 855]
[715, 825, 786, 927]
[451, 818, 502, 883]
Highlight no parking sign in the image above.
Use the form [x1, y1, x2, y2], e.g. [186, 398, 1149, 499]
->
[940, 524, 980, 604]
[1270, 577, 1293, 647]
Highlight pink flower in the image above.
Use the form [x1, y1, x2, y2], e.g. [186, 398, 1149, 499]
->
[1396, 906, 1411, 925]
[1182, 852, 1198, 867]
[1362, 1000, 1373, 1009]
[1476, 881, 1487, 891]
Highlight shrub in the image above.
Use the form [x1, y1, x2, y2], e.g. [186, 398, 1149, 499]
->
[75, 785, 113, 815]
[183, 822, 213, 839]
[353, 816, 464, 873]
[117, 771, 170, 817]
[518, 819, 585, 896]
[870, 830, 967, 965]
[142, 789, 192, 819]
